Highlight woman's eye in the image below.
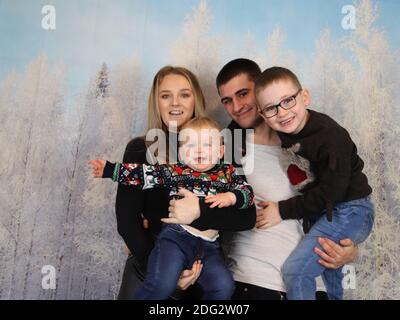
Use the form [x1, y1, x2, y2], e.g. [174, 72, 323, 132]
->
[161, 94, 170, 99]
[181, 93, 191, 98]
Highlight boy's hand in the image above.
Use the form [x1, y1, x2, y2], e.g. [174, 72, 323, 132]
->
[255, 201, 282, 229]
[204, 192, 237, 208]
[88, 159, 106, 178]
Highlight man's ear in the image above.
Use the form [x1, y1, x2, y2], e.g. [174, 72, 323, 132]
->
[302, 89, 311, 107]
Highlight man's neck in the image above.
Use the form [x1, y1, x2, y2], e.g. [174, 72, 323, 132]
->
[253, 121, 280, 146]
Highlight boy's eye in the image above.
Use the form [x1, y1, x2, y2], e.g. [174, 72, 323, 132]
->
[264, 106, 276, 112]
[281, 97, 293, 106]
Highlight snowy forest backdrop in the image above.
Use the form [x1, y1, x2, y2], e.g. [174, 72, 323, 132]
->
[0, 0, 399, 299]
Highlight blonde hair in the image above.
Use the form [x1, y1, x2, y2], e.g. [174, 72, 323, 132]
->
[179, 117, 223, 146]
[180, 116, 221, 132]
[146, 66, 206, 134]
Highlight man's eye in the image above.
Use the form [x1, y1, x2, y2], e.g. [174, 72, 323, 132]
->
[238, 91, 248, 98]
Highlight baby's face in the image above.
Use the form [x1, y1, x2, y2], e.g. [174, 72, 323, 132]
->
[179, 127, 224, 172]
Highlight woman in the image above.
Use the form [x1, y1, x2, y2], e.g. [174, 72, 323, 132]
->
[115, 66, 256, 299]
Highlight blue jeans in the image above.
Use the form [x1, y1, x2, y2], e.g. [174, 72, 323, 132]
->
[282, 196, 374, 300]
[134, 224, 235, 300]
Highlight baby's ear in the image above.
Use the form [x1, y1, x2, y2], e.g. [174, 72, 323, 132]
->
[219, 144, 225, 158]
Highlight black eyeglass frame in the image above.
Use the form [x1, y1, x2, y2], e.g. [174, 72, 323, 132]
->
[259, 89, 302, 118]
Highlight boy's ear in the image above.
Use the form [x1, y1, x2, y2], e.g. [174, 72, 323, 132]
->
[302, 89, 311, 107]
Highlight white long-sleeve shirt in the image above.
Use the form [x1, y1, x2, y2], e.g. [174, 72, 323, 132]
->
[224, 140, 326, 293]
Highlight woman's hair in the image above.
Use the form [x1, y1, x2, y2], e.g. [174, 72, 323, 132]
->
[146, 66, 206, 134]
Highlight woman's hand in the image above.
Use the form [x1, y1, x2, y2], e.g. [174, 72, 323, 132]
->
[315, 237, 358, 269]
[161, 188, 200, 225]
[177, 260, 203, 290]
[88, 159, 106, 177]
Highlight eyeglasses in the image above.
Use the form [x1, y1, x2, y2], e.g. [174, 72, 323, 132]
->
[259, 89, 302, 118]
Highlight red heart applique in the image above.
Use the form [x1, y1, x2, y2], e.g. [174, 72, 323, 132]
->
[287, 164, 307, 186]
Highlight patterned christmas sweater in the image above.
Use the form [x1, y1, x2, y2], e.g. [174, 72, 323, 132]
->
[103, 161, 254, 210]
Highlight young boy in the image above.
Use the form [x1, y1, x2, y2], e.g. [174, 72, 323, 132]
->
[254, 66, 374, 300]
[89, 117, 254, 300]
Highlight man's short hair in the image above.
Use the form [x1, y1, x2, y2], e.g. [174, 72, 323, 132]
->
[216, 58, 261, 90]
[255, 66, 302, 96]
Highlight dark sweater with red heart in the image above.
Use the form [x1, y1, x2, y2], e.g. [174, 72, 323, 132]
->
[277, 109, 372, 232]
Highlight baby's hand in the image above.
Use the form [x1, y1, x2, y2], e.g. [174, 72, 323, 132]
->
[204, 192, 237, 208]
[88, 159, 106, 178]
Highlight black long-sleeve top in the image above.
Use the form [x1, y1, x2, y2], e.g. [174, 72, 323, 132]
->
[115, 137, 256, 270]
[277, 109, 372, 231]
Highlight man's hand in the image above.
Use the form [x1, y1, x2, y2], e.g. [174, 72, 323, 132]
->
[88, 159, 106, 177]
[161, 188, 200, 225]
[255, 201, 282, 229]
[315, 237, 358, 269]
[204, 192, 237, 208]
[177, 260, 203, 290]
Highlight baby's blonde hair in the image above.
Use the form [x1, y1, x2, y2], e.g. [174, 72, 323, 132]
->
[179, 117, 223, 146]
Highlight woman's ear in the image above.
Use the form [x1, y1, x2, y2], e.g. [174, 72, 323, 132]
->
[302, 89, 311, 107]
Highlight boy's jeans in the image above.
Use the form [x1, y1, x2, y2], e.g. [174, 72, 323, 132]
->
[282, 196, 374, 300]
[134, 223, 235, 300]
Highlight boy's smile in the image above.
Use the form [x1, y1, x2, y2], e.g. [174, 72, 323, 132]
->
[257, 80, 311, 135]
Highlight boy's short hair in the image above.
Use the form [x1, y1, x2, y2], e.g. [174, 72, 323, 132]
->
[216, 58, 261, 90]
[255, 66, 302, 96]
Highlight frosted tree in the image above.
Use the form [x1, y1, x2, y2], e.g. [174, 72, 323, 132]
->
[264, 26, 296, 71]
[171, 0, 223, 117]
[0, 54, 68, 299]
[95, 63, 110, 98]
[310, 0, 400, 299]
[308, 29, 352, 117]
[62, 59, 145, 299]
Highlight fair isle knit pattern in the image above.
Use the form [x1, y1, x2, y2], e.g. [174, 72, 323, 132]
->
[105, 161, 254, 209]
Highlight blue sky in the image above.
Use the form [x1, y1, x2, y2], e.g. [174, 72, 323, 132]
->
[0, 0, 399, 96]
